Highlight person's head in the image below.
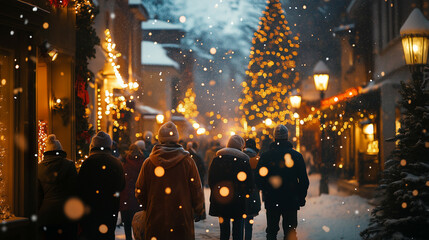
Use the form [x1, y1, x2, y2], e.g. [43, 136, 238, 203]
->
[158, 121, 179, 144]
[144, 131, 153, 143]
[135, 140, 146, 152]
[227, 135, 245, 151]
[186, 141, 193, 150]
[245, 138, 258, 152]
[301, 145, 307, 152]
[127, 143, 144, 159]
[45, 134, 63, 152]
[273, 124, 289, 141]
[90, 131, 112, 153]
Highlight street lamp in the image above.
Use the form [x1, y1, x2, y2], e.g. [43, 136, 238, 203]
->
[400, 8, 429, 76]
[313, 60, 330, 195]
[290, 94, 302, 151]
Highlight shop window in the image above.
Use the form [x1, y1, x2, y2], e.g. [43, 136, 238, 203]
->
[0, 49, 14, 219]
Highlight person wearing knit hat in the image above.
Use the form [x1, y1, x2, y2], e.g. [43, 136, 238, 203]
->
[255, 124, 309, 240]
[135, 121, 204, 240]
[226, 134, 246, 150]
[77, 131, 125, 240]
[134, 140, 149, 159]
[89, 131, 113, 152]
[157, 121, 179, 144]
[208, 134, 254, 240]
[38, 134, 78, 239]
[274, 124, 289, 140]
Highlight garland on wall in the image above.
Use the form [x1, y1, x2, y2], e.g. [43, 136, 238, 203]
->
[75, 0, 99, 162]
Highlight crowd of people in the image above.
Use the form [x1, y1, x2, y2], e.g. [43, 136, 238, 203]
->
[37, 121, 310, 240]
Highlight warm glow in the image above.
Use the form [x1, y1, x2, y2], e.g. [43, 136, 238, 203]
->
[156, 114, 165, 124]
[363, 124, 374, 135]
[154, 166, 165, 177]
[237, 171, 247, 181]
[193, 122, 200, 129]
[314, 74, 329, 91]
[290, 95, 301, 108]
[401, 35, 429, 65]
[196, 128, 206, 135]
[265, 118, 273, 127]
[284, 153, 294, 168]
[259, 167, 269, 177]
[219, 187, 230, 197]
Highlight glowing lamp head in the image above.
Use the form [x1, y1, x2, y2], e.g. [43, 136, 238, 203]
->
[313, 60, 329, 92]
[400, 9, 429, 65]
[289, 95, 301, 109]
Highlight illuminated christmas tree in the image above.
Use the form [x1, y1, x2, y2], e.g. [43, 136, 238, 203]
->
[177, 88, 199, 120]
[239, 0, 299, 127]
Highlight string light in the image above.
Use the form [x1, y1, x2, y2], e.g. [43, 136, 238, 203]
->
[38, 120, 48, 163]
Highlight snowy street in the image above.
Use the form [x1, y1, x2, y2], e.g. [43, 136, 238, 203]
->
[116, 174, 372, 240]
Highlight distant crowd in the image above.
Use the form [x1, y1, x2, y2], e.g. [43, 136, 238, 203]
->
[38, 121, 310, 240]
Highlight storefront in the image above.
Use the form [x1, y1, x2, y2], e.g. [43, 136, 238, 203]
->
[320, 87, 381, 187]
[0, 1, 76, 239]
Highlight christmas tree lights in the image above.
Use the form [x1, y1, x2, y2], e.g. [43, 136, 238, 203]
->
[239, 0, 300, 129]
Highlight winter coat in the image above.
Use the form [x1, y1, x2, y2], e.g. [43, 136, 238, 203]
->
[243, 148, 261, 217]
[189, 148, 206, 185]
[38, 151, 77, 226]
[255, 140, 309, 210]
[135, 143, 204, 240]
[208, 147, 254, 218]
[77, 150, 125, 239]
[120, 146, 145, 212]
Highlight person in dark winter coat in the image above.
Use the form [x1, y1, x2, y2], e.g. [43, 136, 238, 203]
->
[187, 141, 206, 187]
[143, 131, 154, 153]
[119, 143, 145, 240]
[255, 125, 309, 240]
[135, 122, 205, 240]
[38, 134, 78, 240]
[242, 138, 261, 240]
[209, 135, 254, 240]
[77, 131, 125, 240]
[187, 141, 207, 220]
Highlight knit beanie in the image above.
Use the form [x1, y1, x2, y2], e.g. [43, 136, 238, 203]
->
[227, 135, 245, 150]
[274, 124, 289, 140]
[135, 140, 146, 151]
[45, 134, 63, 152]
[158, 121, 179, 143]
[90, 131, 112, 150]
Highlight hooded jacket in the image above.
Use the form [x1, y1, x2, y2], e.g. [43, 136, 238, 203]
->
[255, 140, 309, 210]
[120, 145, 145, 212]
[208, 147, 254, 218]
[135, 143, 204, 240]
[38, 151, 77, 226]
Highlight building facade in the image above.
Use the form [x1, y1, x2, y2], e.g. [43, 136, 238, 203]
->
[0, 0, 77, 238]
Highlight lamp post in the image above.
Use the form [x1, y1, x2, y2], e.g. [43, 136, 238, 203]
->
[400, 8, 429, 76]
[290, 94, 302, 152]
[313, 60, 330, 195]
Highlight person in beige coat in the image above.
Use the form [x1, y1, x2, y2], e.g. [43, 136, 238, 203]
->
[135, 122, 204, 240]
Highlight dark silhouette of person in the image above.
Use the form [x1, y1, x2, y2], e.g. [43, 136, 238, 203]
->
[256, 125, 309, 240]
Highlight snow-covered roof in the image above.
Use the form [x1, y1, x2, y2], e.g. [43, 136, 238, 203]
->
[142, 19, 184, 31]
[141, 41, 179, 69]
